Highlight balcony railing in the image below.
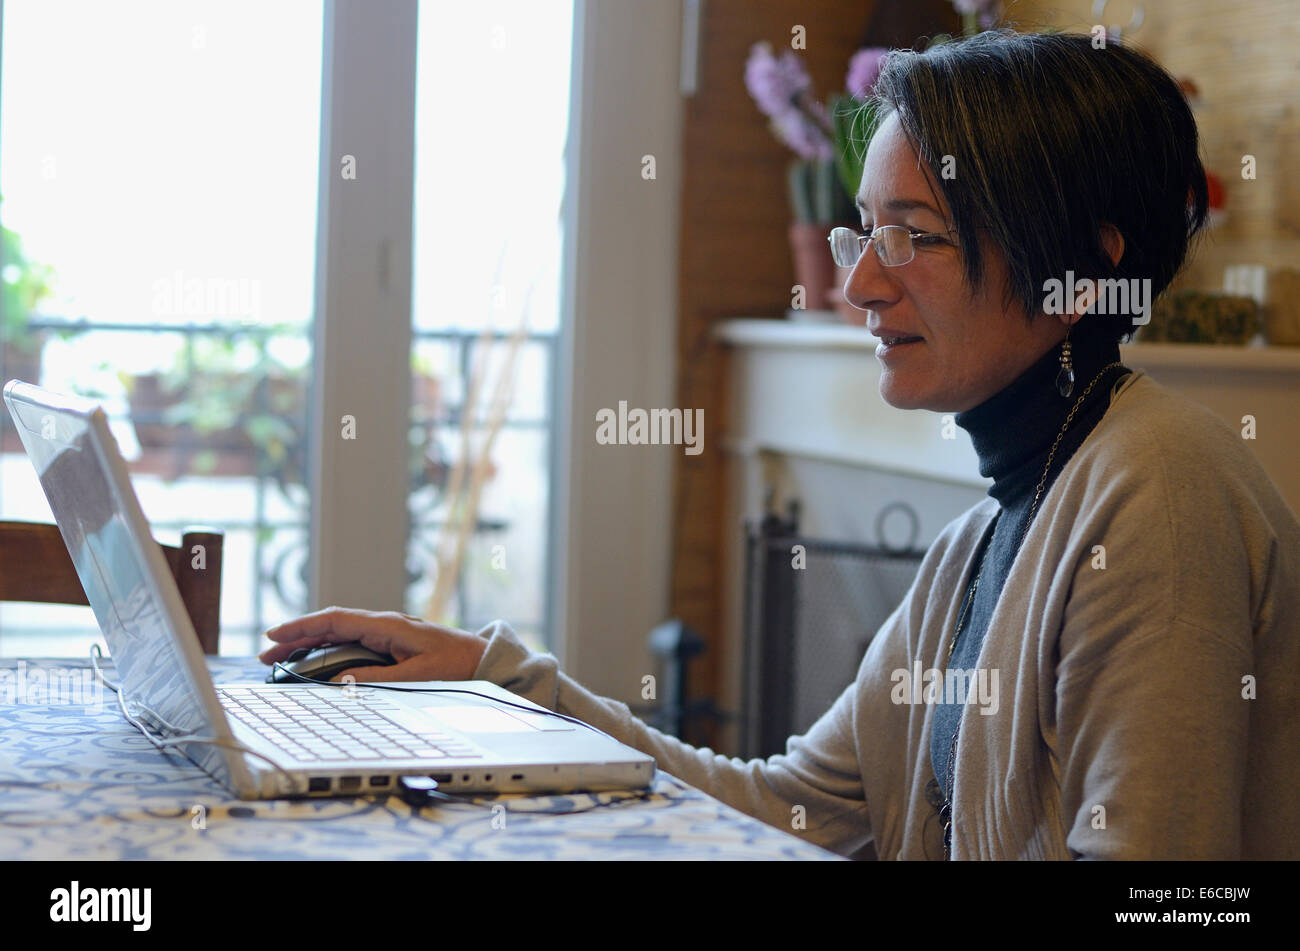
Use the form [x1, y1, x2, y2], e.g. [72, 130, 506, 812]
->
[0, 316, 555, 653]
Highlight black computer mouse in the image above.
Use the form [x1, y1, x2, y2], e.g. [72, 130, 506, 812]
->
[266, 643, 397, 684]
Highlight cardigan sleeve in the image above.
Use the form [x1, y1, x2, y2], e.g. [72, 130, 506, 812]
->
[1051, 415, 1257, 859]
[470, 619, 873, 857]
[1054, 614, 1250, 859]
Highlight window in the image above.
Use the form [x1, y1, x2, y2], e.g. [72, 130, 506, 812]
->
[0, 0, 323, 655]
[0, 0, 574, 657]
[407, 0, 573, 650]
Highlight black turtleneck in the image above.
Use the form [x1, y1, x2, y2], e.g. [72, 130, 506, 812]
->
[929, 316, 1130, 804]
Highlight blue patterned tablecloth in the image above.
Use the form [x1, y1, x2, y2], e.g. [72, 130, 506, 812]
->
[0, 657, 838, 860]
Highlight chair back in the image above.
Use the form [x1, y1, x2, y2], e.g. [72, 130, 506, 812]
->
[0, 520, 223, 653]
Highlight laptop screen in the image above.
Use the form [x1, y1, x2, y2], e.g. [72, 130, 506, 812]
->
[5, 382, 235, 781]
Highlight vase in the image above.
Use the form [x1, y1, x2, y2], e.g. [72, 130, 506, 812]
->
[787, 222, 836, 317]
[0, 330, 46, 385]
[829, 265, 865, 325]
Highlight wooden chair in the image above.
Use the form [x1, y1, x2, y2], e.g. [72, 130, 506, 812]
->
[0, 521, 224, 653]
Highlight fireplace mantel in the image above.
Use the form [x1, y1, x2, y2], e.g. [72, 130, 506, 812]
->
[716, 318, 987, 489]
[716, 317, 1300, 516]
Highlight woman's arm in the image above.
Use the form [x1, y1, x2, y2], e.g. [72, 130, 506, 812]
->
[1054, 613, 1250, 859]
[472, 619, 873, 856]
[1052, 423, 1258, 859]
[259, 606, 875, 856]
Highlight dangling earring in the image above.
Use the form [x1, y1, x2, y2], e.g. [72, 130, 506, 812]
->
[1056, 322, 1075, 398]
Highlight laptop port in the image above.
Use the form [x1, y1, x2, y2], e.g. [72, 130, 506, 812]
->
[339, 776, 362, 792]
[429, 773, 452, 783]
[369, 776, 391, 787]
[511, 774, 524, 781]
[308, 777, 330, 793]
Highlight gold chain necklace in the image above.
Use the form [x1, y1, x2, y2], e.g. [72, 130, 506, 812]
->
[935, 360, 1127, 860]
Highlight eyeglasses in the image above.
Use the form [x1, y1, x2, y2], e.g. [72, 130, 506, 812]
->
[828, 225, 958, 268]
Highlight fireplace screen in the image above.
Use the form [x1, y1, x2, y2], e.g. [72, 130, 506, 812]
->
[740, 505, 925, 760]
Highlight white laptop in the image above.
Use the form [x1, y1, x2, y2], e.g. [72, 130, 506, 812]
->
[4, 380, 655, 800]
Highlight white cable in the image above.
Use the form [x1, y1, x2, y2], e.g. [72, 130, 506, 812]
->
[88, 643, 120, 693]
[93, 645, 298, 795]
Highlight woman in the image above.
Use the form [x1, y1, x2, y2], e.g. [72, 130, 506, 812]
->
[261, 31, 1300, 859]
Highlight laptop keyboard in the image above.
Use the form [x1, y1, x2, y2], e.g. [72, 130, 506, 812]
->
[217, 687, 483, 763]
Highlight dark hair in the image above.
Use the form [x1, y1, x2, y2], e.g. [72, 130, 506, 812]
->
[866, 30, 1209, 344]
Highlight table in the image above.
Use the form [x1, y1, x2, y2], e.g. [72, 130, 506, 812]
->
[0, 657, 839, 860]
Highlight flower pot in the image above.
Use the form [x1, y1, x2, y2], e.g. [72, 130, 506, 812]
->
[125, 371, 309, 482]
[0, 337, 43, 453]
[1, 332, 46, 386]
[788, 222, 836, 316]
[128, 374, 191, 450]
[411, 372, 441, 417]
[829, 265, 866, 325]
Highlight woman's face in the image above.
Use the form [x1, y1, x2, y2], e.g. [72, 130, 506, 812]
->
[845, 111, 1067, 413]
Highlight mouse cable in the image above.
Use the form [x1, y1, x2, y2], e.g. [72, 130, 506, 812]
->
[92, 644, 219, 738]
[269, 661, 623, 744]
[88, 642, 121, 692]
[91, 645, 300, 795]
[92, 643, 187, 734]
[115, 686, 299, 794]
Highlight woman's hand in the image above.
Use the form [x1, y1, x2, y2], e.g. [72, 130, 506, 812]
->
[258, 606, 488, 682]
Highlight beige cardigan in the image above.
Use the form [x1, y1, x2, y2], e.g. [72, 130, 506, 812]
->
[472, 370, 1300, 859]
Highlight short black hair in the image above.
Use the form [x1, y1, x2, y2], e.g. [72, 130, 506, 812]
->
[866, 29, 1209, 344]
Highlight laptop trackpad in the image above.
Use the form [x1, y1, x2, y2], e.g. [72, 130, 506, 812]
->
[433, 705, 574, 734]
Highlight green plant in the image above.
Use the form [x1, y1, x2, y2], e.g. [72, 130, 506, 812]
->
[1, 214, 56, 352]
[746, 44, 889, 225]
[787, 157, 857, 225]
[829, 96, 879, 212]
[138, 333, 447, 495]
[158, 333, 302, 433]
[130, 328, 309, 485]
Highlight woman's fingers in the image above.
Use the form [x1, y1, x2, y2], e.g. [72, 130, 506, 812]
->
[258, 606, 460, 667]
[263, 605, 376, 643]
[258, 633, 331, 665]
[259, 606, 401, 664]
[257, 606, 481, 677]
